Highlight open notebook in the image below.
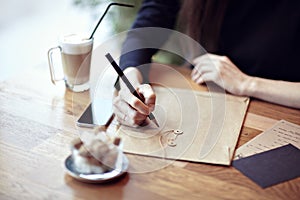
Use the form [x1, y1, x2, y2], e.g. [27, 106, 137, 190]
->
[116, 87, 249, 165]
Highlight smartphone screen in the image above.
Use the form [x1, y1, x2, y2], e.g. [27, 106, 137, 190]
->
[76, 103, 96, 128]
[76, 98, 113, 128]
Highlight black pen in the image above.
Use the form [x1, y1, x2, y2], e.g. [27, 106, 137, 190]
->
[105, 53, 159, 127]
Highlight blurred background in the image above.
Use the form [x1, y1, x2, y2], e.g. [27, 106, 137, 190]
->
[0, 0, 141, 80]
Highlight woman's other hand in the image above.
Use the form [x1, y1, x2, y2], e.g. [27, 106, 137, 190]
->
[192, 53, 252, 95]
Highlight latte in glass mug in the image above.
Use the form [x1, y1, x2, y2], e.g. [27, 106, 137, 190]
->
[48, 34, 93, 92]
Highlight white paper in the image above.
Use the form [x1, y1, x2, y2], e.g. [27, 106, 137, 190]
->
[234, 120, 300, 159]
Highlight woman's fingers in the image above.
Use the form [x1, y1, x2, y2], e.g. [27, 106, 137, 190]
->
[192, 53, 249, 95]
[113, 83, 156, 127]
[119, 89, 150, 115]
[113, 96, 147, 126]
[137, 84, 156, 111]
[192, 64, 214, 84]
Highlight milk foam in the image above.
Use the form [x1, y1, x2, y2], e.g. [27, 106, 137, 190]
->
[59, 34, 93, 55]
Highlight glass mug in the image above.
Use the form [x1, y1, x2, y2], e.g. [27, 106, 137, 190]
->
[48, 34, 93, 92]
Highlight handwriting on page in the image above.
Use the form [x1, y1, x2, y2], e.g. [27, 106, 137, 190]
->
[234, 120, 300, 159]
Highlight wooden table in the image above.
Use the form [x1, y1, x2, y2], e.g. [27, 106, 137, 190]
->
[0, 62, 299, 200]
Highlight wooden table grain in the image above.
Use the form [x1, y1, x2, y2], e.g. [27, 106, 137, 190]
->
[0, 63, 299, 200]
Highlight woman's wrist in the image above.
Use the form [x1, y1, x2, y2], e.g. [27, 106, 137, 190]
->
[240, 75, 257, 97]
[123, 67, 144, 88]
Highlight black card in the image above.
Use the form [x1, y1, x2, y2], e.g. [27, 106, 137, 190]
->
[233, 144, 300, 188]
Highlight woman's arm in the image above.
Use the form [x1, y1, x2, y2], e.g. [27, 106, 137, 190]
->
[113, 0, 180, 126]
[192, 53, 300, 108]
[244, 77, 300, 109]
[120, 0, 180, 74]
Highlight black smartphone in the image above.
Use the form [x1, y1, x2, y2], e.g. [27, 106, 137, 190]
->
[76, 101, 113, 128]
[76, 103, 96, 128]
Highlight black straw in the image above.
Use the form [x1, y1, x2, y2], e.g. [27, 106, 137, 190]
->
[89, 3, 134, 40]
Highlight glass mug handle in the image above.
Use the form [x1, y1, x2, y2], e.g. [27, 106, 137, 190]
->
[47, 46, 62, 84]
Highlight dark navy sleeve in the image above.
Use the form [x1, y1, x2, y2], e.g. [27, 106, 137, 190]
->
[119, 0, 180, 81]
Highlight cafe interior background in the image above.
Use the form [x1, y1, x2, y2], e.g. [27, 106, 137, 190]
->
[0, 0, 144, 81]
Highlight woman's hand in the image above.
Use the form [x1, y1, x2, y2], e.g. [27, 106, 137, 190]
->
[191, 53, 300, 108]
[191, 53, 252, 95]
[113, 67, 156, 127]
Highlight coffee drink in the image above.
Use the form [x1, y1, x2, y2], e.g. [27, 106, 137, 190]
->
[60, 34, 93, 91]
[48, 33, 93, 92]
[61, 52, 91, 85]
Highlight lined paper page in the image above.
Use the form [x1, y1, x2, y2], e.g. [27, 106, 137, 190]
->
[234, 120, 300, 159]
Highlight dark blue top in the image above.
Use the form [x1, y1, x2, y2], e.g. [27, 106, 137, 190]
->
[120, 0, 300, 82]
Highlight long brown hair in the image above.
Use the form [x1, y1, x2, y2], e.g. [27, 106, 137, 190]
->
[179, 0, 229, 52]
